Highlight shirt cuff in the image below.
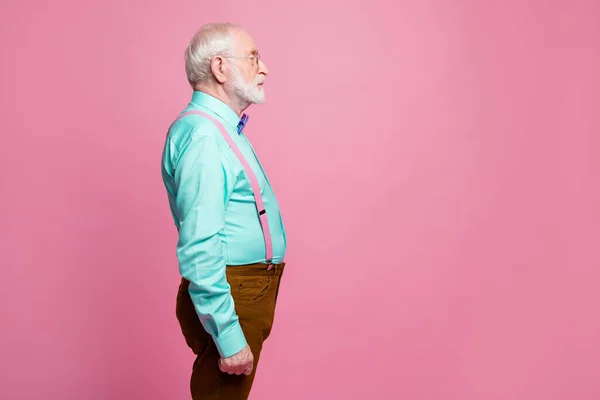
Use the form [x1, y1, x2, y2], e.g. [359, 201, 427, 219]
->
[213, 322, 247, 358]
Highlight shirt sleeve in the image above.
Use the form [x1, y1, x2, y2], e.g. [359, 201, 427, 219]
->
[172, 132, 247, 358]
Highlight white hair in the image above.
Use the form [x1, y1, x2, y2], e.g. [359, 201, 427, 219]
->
[184, 23, 240, 86]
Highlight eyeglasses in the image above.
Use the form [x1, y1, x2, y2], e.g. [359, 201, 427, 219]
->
[223, 53, 261, 67]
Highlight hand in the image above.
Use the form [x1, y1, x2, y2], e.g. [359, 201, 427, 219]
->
[218, 344, 254, 376]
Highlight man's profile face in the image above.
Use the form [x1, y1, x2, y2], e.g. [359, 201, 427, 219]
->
[226, 29, 269, 105]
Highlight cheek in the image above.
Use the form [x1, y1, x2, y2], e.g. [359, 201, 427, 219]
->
[245, 70, 257, 83]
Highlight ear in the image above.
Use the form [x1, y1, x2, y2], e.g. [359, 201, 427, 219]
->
[210, 56, 228, 84]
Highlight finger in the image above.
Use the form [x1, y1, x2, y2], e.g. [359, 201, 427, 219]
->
[219, 359, 233, 374]
[225, 362, 236, 374]
[234, 362, 246, 375]
[242, 358, 253, 375]
[233, 360, 245, 375]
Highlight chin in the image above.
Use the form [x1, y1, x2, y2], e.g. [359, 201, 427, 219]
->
[251, 90, 266, 104]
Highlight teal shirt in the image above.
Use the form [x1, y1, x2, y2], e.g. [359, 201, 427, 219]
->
[161, 91, 287, 358]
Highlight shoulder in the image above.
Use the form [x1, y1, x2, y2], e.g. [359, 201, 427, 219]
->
[167, 111, 222, 150]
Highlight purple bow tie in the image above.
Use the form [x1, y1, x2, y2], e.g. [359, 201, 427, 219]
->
[237, 114, 249, 134]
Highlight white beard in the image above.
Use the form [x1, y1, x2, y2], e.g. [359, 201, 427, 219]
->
[229, 64, 265, 104]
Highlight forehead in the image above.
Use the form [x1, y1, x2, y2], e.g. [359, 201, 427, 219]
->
[231, 29, 258, 54]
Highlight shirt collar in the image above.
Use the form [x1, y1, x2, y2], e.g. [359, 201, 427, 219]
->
[190, 91, 242, 130]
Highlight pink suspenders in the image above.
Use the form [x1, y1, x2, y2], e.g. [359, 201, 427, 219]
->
[173, 111, 275, 269]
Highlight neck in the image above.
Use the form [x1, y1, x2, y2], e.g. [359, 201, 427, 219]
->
[193, 82, 249, 116]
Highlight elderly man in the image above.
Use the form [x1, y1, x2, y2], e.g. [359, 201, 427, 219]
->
[161, 23, 287, 399]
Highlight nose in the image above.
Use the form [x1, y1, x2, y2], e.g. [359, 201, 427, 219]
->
[258, 58, 269, 76]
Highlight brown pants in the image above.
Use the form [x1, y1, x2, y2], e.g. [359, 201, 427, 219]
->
[176, 263, 285, 399]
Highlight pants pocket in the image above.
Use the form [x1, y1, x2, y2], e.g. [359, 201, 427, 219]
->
[228, 275, 273, 305]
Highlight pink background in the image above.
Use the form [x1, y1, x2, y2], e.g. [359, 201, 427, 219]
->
[1, 0, 599, 399]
